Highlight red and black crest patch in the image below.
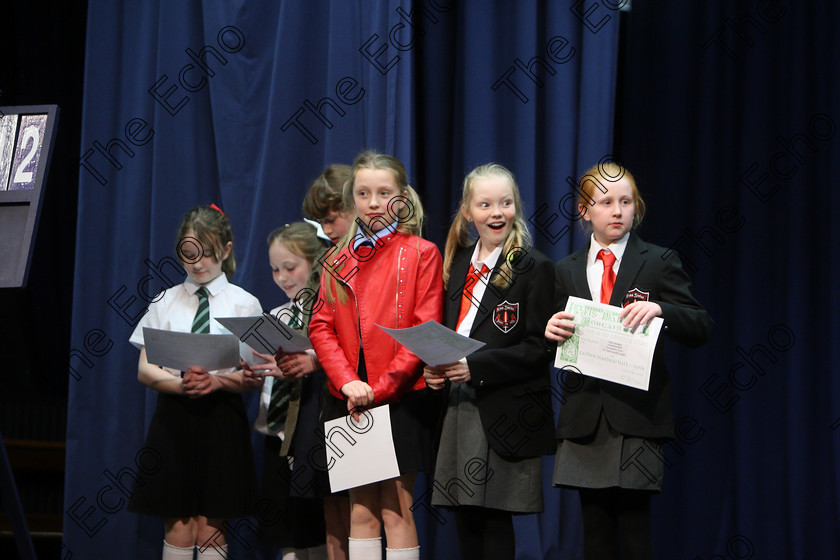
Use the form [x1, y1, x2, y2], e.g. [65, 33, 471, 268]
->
[622, 287, 650, 307]
[493, 301, 519, 333]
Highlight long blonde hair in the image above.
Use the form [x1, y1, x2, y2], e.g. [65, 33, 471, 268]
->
[323, 151, 426, 304]
[443, 163, 532, 290]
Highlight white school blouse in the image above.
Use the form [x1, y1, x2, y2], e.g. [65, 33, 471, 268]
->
[585, 232, 630, 303]
[129, 273, 262, 376]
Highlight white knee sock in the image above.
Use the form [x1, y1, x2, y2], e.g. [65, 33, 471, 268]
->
[162, 540, 195, 559]
[282, 550, 301, 560]
[348, 537, 382, 560]
[385, 546, 419, 559]
[196, 544, 228, 559]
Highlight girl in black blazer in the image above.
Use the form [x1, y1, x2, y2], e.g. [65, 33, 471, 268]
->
[424, 164, 555, 560]
[545, 162, 713, 560]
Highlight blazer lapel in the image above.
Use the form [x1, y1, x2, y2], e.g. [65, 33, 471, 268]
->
[570, 245, 591, 302]
[610, 234, 647, 306]
[446, 246, 474, 328]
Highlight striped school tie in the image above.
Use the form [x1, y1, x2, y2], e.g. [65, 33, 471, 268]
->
[181, 287, 210, 378]
[266, 306, 302, 431]
[191, 287, 211, 333]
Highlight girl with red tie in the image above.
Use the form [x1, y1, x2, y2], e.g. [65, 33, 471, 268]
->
[545, 162, 713, 560]
[424, 163, 556, 560]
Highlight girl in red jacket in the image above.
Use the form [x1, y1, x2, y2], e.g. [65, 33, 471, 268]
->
[309, 151, 444, 560]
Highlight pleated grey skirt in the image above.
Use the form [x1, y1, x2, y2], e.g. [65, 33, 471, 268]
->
[553, 410, 664, 492]
[432, 383, 543, 513]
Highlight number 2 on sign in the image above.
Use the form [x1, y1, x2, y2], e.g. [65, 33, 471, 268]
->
[13, 126, 39, 184]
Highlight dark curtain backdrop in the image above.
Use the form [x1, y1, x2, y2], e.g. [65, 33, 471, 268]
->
[616, 2, 839, 559]
[65, 1, 618, 559]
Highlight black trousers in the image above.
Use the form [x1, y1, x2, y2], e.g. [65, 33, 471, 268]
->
[453, 506, 515, 560]
[579, 488, 653, 560]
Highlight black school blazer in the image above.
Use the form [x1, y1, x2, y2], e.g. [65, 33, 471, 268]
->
[443, 243, 556, 459]
[555, 233, 713, 440]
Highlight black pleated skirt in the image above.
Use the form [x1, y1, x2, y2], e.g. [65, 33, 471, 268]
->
[128, 391, 258, 518]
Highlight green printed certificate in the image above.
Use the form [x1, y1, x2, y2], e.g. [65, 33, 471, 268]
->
[554, 296, 663, 391]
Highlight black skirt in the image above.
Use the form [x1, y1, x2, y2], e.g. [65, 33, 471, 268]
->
[322, 346, 443, 477]
[257, 436, 326, 548]
[322, 387, 442, 476]
[128, 391, 258, 518]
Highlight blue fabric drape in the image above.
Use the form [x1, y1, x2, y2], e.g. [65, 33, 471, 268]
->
[66, 1, 618, 558]
[617, 2, 840, 558]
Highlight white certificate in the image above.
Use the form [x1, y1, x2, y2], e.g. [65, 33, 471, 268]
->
[215, 314, 312, 355]
[554, 296, 663, 391]
[142, 327, 240, 372]
[325, 405, 400, 492]
[377, 320, 485, 366]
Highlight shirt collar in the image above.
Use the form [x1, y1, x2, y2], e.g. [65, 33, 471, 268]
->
[352, 220, 398, 249]
[184, 272, 228, 297]
[469, 240, 502, 271]
[304, 217, 333, 244]
[587, 232, 630, 264]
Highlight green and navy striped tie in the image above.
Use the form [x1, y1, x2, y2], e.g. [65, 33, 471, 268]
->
[191, 287, 210, 333]
[181, 287, 210, 378]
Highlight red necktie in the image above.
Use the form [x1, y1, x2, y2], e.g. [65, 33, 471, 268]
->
[596, 249, 616, 304]
[456, 264, 490, 330]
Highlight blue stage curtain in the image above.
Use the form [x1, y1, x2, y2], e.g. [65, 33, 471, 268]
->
[65, 1, 618, 558]
[616, 1, 840, 558]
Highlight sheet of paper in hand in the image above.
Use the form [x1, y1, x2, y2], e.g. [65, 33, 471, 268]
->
[325, 405, 400, 492]
[554, 296, 663, 391]
[142, 327, 240, 372]
[215, 314, 312, 356]
[377, 320, 485, 366]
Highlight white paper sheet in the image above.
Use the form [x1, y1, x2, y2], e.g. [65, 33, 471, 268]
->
[554, 296, 663, 391]
[215, 314, 312, 355]
[325, 405, 400, 492]
[377, 320, 485, 366]
[237, 340, 262, 367]
[142, 327, 240, 372]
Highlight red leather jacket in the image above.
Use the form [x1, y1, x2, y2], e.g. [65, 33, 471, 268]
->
[309, 231, 443, 403]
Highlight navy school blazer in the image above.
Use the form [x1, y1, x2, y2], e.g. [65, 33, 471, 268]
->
[443, 243, 557, 459]
[554, 233, 713, 440]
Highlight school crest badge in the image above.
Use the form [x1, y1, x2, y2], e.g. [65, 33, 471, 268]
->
[622, 287, 650, 307]
[493, 301, 519, 333]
